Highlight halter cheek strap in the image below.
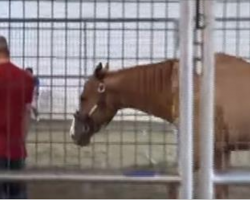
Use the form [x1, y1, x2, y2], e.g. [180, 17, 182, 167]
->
[88, 104, 98, 116]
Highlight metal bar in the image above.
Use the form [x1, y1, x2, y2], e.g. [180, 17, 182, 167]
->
[216, 17, 250, 22]
[1, 17, 250, 23]
[214, 170, 250, 185]
[235, 0, 240, 56]
[34, 112, 170, 118]
[0, 172, 181, 183]
[27, 141, 177, 146]
[92, 0, 97, 169]
[36, 75, 89, 79]
[173, 21, 179, 58]
[106, 0, 111, 169]
[148, 0, 154, 169]
[2, 25, 248, 32]
[193, 0, 203, 76]
[134, 0, 140, 169]
[179, 0, 194, 199]
[0, 18, 178, 23]
[195, 0, 201, 29]
[78, 2, 84, 168]
[119, 0, 125, 168]
[0, 26, 178, 31]
[35, 0, 40, 166]
[11, 55, 173, 60]
[5, 0, 249, 3]
[9, 0, 179, 3]
[222, 0, 228, 51]
[163, 0, 170, 167]
[49, 0, 55, 166]
[63, 0, 69, 167]
[199, 0, 216, 199]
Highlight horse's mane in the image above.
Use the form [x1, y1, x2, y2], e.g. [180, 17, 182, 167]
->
[106, 59, 178, 95]
[110, 59, 178, 74]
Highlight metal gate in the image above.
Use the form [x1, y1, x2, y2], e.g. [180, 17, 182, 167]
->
[0, 0, 194, 198]
[199, 0, 250, 198]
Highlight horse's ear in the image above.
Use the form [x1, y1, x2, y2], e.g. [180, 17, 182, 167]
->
[94, 62, 107, 80]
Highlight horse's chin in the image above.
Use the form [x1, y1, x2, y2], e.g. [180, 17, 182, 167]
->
[74, 121, 112, 147]
[75, 138, 91, 147]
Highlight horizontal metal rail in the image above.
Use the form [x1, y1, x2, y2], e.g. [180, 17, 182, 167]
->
[26, 141, 177, 146]
[36, 112, 161, 117]
[32, 75, 89, 79]
[0, 18, 178, 23]
[13, 56, 174, 60]
[0, 26, 177, 31]
[0, 17, 248, 23]
[214, 170, 250, 185]
[0, 171, 181, 183]
[10, 0, 179, 3]
[7, 0, 246, 5]
[216, 17, 250, 22]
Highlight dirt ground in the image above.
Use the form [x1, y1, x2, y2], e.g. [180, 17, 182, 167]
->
[28, 181, 174, 199]
[23, 120, 250, 198]
[27, 181, 250, 199]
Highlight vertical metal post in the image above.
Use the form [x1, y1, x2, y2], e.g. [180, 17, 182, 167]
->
[173, 20, 180, 58]
[199, 0, 216, 199]
[179, 0, 194, 198]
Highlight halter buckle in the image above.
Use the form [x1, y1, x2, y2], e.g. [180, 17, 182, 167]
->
[98, 83, 106, 93]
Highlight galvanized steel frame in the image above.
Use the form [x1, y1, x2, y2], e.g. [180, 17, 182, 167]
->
[178, 0, 194, 198]
[199, 0, 216, 198]
[0, 1, 195, 199]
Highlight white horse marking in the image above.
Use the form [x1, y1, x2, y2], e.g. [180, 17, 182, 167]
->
[69, 117, 76, 137]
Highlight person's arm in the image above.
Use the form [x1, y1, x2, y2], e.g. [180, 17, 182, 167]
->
[23, 104, 32, 139]
[35, 77, 40, 96]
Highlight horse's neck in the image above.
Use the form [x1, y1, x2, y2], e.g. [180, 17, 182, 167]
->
[106, 64, 176, 123]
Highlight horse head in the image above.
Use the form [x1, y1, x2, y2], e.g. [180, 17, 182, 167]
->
[70, 62, 118, 146]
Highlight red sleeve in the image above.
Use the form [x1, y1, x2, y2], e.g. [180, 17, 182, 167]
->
[25, 75, 34, 104]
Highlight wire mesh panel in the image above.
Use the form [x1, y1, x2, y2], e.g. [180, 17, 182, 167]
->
[0, 0, 183, 198]
[215, 0, 250, 173]
[216, 0, 250, 60]
[198, 0, 250, 198]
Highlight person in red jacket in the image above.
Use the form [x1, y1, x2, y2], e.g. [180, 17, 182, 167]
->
[0, 36, 34, 198]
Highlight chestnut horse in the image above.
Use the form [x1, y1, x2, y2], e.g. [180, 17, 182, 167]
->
[70, 53, 250, 198]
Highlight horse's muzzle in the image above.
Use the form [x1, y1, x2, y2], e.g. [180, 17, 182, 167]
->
[70, 111, 97, 146]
